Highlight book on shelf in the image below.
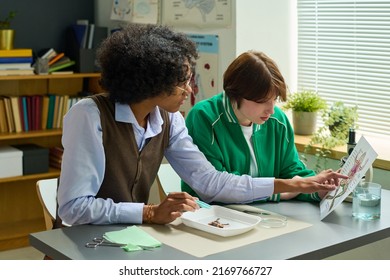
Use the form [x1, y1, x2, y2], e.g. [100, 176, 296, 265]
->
[0, 57, 33, 63]
[0, 48, 33, 57]
[46, 94, 56, 129]
[18, 97, 25, 131]
[48, 52, 65, 66]
[48, 60, 75, 73]
[0, 97, 9, 133]
[0, 63, 33, 70]
[0, 68, 35, 76]
[55, 96, 65, 129]
[60, 95, 69, 128]
[3, 96, 15, 132]
[52, 95, 61, 129]
[10, 97, 22, 133]
[48, 56, 71, 68]
[40, 48, 57, 60]
[41, 96, 49, 130]
[21, 96, 29, 131]
[27, 96, 33, 131]
[34, 95, 42, 131]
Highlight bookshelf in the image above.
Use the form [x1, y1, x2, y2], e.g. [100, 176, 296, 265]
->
[0, 73, 101, 251]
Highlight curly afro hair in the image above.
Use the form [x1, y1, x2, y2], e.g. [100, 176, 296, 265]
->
[96, 24, 198, 104]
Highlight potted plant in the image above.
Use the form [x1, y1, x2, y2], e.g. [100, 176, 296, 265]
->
[282, 90, 327, 135]
[0, 10, 17, 50]
[304, 101, 359, 172]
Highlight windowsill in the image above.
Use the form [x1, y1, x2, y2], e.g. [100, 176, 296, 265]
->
[294, 134, 390, 171]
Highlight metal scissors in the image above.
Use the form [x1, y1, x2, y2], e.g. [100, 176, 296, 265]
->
[85, 237, 154, 250]
[85, 237, 126, 248]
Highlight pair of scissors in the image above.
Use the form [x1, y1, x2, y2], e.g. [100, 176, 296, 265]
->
[85, 237, 155, 250]
[85, 237, 126, 248]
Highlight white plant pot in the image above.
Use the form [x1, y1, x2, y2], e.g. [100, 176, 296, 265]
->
[292, 111, 317, 135]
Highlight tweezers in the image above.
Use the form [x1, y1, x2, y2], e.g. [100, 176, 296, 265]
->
[196, 200, 212, 209]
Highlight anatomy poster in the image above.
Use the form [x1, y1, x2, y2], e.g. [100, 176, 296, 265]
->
[320, 136, 378, 220]
[111, 0, 159, 24]
[111, 0, 133, 21]
[163, 0, 232, 28]
[187, 34, 219, 106]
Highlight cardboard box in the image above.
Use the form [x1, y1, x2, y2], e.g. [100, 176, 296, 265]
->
[13, 144, 49, 175]
[0, 146, 23, 178]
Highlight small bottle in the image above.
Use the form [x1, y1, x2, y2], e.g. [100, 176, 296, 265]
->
[347, 128, 356, 155]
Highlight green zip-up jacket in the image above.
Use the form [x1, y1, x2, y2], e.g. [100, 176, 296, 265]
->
[182, 92, 320, 202]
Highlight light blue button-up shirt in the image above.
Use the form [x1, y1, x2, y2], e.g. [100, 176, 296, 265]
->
[58, 98, 274, 225]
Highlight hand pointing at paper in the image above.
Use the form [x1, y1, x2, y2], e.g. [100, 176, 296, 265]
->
[274, 169, 348, 199]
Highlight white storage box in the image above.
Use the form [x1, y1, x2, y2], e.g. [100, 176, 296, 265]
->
[0, 146, 23, 178]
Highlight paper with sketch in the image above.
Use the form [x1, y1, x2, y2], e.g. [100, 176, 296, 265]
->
[320, 136, 378, 220]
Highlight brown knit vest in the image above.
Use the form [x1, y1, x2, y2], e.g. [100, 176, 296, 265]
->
[90, 93, 170, 204]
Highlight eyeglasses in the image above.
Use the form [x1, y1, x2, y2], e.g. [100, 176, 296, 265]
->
[175, 74, 192, 96]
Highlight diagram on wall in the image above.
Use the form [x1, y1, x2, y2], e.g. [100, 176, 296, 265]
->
[111, 0, 159, 24]
[111, 0, 133, 21]
[163, 0, 232, 28]
[187, 34, 219, 105]
[320, 136, 378, 220]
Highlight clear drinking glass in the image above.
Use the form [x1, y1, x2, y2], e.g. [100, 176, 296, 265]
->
[352, 182, 381, 220]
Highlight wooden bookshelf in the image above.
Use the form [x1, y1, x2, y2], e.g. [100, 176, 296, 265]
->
[0, 73, 101, 251]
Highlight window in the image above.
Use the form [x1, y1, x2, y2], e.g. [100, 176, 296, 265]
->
[297, 0, 390, 138]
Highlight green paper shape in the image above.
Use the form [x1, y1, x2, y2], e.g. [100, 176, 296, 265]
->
[103, 226, 161, 250]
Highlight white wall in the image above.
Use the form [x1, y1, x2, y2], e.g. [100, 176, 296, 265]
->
[236, 0, 297, 91]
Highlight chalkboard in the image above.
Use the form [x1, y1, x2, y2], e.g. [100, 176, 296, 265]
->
[1, 0, 94, 57]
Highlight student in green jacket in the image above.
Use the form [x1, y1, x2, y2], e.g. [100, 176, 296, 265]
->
[183, 50, 329, 203]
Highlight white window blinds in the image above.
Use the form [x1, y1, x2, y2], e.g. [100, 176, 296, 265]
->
[297, 0, 390, 137]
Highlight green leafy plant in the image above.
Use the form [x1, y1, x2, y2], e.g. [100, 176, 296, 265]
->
[0, 11, 17, 29]
[303, 101, 358, 172]
[283, 90, 327, 112]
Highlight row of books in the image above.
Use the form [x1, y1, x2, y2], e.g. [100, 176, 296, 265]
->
[0, 94, 84, 133]
[0, 48, 34, 76]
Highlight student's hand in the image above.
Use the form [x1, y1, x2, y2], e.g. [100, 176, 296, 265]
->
[275, 170, 348, 194]
[315, 169, 348, 187]
[145, 192, 199, 224]
[294, 169, 348, 193]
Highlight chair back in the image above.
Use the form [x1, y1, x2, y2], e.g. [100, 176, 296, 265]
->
[156, 163, 181, 201]
[36, 178, 58, 230]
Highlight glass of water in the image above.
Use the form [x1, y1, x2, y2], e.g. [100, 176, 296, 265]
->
[352, 182, 381, 220]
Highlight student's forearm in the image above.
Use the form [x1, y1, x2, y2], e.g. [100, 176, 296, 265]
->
[274, 178, 295, 194]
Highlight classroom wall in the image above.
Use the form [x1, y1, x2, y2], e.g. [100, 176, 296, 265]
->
[2, 0, 94, 54]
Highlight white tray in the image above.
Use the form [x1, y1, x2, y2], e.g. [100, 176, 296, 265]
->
[181, 205, 261, 237]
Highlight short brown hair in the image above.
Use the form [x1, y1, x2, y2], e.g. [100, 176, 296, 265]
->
[223, 51, 287, 107]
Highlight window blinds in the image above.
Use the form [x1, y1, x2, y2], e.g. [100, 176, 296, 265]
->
[297, 0, 390, 137]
